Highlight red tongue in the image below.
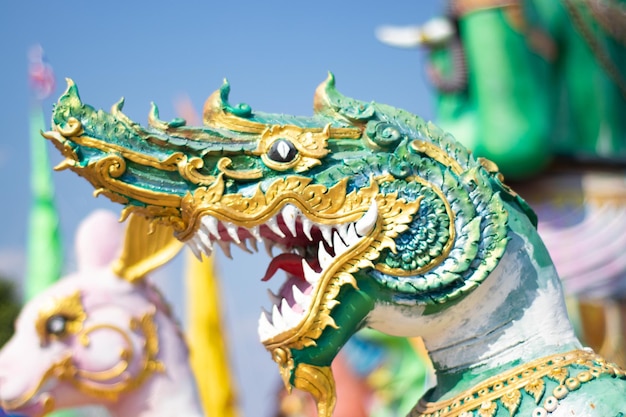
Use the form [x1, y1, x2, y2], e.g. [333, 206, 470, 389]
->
[262, 253, 304, 282]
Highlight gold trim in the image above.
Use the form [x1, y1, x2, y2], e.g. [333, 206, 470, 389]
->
[272, 347, 295, 393]
[410, 140, 463, 175]
[35, 292, 86, 342]
[75, 324, 131, 381]
[5, 308, 165, 411]
[293, 364, 336, 417]
[253, 124, 332, 173]
[202, 88, 362, 139]
[411, 349, 626, 416]
[263, 178, 422, 351]
[122, 173, 422, 354]
[178, 175, 360, 241]
[43, 118, 216, 186]
[216, 157, 263, 180]
[57, 310, 165, 402]
[92, 155, 182, 207]
[112, 213, 184, 283]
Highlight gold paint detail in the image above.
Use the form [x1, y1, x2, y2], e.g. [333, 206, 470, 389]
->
[74, 324, 131, 382]
[112, 213, 184, 283]
[43, 120, 184, 209]
[254, 124, 333, 173]
[411, 140, 463, 175]
[35, 292, 87, 342]
[175, 173, 420, 350]
[56, 310, 165, 402]
[42, 395, 55, 415]
[216, 157, 263, 180]
[44, 118, 211, 182]
[120, 205, 187, 234]
[43, 117, 215, 190]
[202, 88, 362, 138]
[263, 178, 421, 351]
[293, 364, 336, 417]
[410, 349, 626, 416]
[477, 156, 510, 187]
[178, 174, 358, 241]
[272, 347, 295, 393]
[5, 309, 163, 411]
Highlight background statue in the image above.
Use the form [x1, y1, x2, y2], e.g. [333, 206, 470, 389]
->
[0, 210, 203, 417]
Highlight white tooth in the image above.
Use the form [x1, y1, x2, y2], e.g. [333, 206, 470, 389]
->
[281, 299, 300, 327]
[263, 239, 276, 257]
[266, 216, 286, 238]
[301, 217, 314, 241]
[272, 304, 286, 331]
[258, 310, 275, 340]
[355, 199, 378, 237]
[332, 231, 349, 256]
[267, 289, 281, 305]
[302, 259, 321, 285]
[292, 285, 309, 308]
[188, 239, 204, 260]
[202, 216, 221, 239]
[319, 224, 333, 245]
[247, 237, 258, 252]
[216, 240, 233, 259]
[346, 223, 360, 245]
[197, 231, 214, 254]
[233, 239, 253, 254]
[317, 241, 334, 270]
[336, 223, 350, 241]
[281, 204, 299, 237]
[224, 222, 241, 244]
[248, 225, 263, 242]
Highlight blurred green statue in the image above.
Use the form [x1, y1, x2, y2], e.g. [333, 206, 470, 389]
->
[378, 0, 626, 179]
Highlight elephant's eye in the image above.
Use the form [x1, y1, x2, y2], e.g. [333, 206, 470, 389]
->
[267, 139, 297, 163]
[45, 314, 68, 337]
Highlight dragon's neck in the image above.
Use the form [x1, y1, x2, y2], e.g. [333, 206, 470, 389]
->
[369, 214, 582, 403]
[422, 236, 581, 401]
[426, 223, 584, 403]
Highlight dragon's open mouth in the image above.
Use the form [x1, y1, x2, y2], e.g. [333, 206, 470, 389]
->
[187, 201, 378, 343]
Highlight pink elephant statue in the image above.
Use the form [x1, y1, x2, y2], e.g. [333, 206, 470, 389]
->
[0, 210, 203, 417]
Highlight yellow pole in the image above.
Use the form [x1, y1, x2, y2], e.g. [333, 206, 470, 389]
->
[185, 251, 240, 417]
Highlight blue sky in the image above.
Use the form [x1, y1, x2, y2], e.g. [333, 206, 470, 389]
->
[0, 1, 441, 415]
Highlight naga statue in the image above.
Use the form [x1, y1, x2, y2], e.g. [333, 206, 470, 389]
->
[42, 74, 626, 416]
[0, 210, 202, 417]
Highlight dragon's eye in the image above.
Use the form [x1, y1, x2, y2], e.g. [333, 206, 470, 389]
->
[45, 314, 69, 337]
[267, 139, 297, 163]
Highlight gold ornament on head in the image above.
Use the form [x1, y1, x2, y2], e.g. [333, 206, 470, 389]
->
[111, 213, 184, 283]
[35, 291, 87, 343]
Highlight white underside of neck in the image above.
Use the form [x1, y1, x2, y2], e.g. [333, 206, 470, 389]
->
[366, 232, 582, 394]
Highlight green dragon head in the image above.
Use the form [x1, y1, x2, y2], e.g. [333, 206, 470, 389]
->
[44, 74, 533, 416]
